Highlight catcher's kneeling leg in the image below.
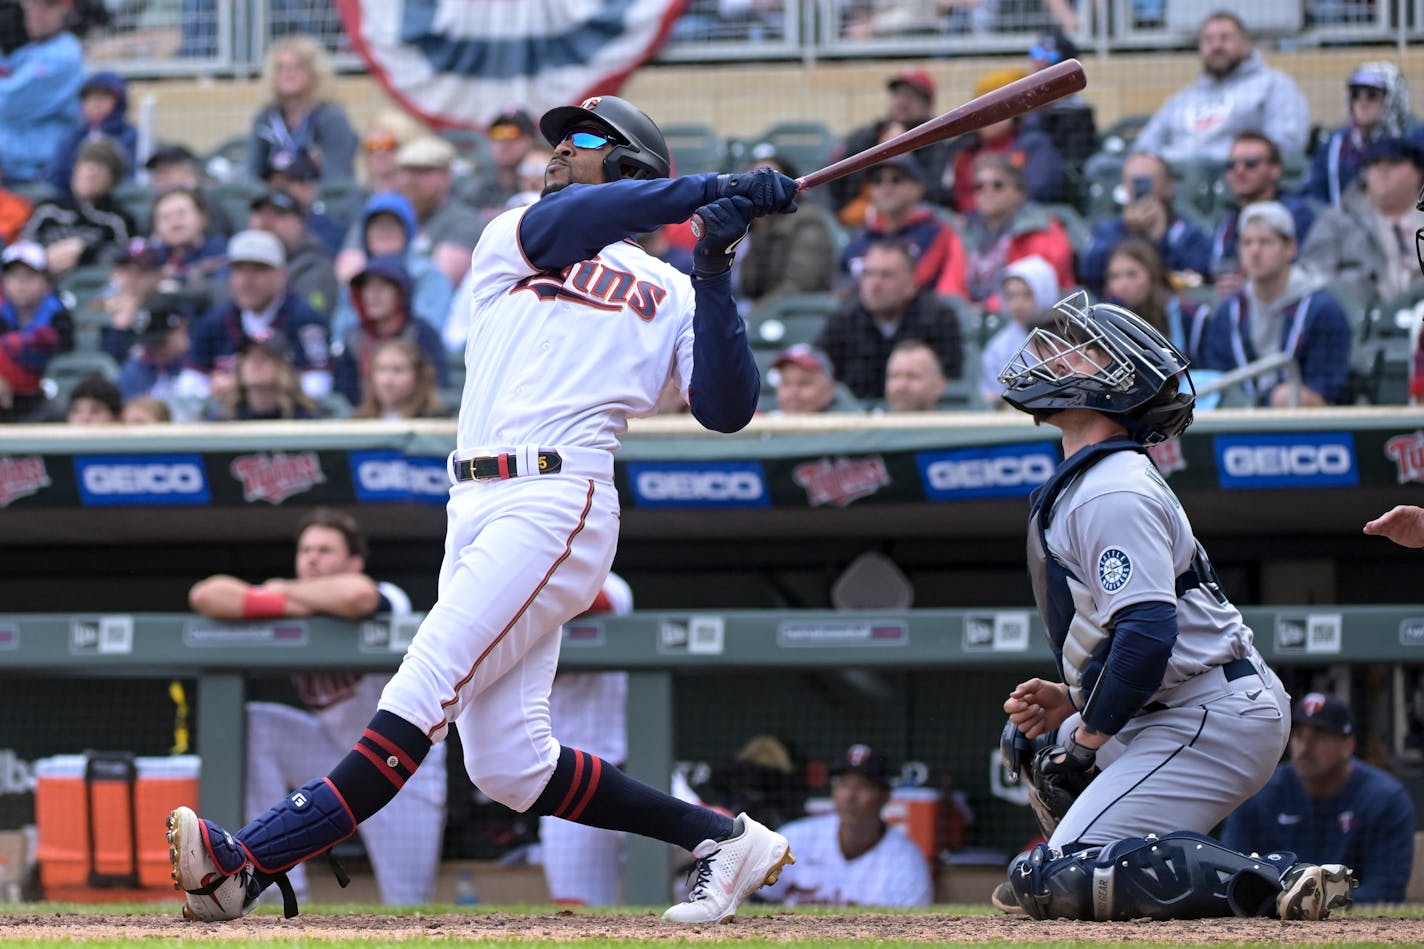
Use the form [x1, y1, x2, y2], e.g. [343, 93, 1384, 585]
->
[1007, 832, 1299, 920]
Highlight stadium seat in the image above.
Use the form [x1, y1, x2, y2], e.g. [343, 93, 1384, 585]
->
[42, 350, 121, 404]
[58, 266, 114, 352]
[204, 135, 250, 183]
[317, 176, 362, 221]
[209, 179, 264, 234]
[1041, 203, 1091, 258]
[1082, 152, 1124, 219]
[1096, 115, 1151, 156]
[745, 292, 839, 350]
[661, 123, 727, 175]
[113, 180, 154, 234]
[756, 121, 838, 177]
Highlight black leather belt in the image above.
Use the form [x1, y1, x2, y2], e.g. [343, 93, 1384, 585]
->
[1140, 657, 1259, 715]
[453, 450, 563, 482]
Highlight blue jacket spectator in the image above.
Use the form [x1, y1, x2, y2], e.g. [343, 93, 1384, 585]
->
[1222, 692, 1415, 904]
[330, 191, 453, 343]
[0, 242, 72, 420]
[0, 2, 83, 183]
[1081, 215, 1211, 298]
[1197, 280, 1352, 406]
[331, 255, 446, 406]
[45, 71, 138, 197]
[187, 230, 332, 402]
[1300, 61, 1424, 209]
[1079, 151, 1212, 295]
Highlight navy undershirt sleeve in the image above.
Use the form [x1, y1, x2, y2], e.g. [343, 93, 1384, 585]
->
[1081, 600, 1178, 734]
[688, 269, 760, 433]
[518, 176, 717, 271]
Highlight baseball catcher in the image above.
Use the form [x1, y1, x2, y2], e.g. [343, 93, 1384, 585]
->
[991, 292, 1357, 921]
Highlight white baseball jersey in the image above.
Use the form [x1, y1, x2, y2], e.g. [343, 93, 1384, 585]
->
[378, 186, 718, 816]
[760, 814, 933, 907]
[456, 205, 698, 452]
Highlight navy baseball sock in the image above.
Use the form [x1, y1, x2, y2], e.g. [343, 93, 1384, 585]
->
[237, 711, 431, 873]
[529, 746, 734, 851]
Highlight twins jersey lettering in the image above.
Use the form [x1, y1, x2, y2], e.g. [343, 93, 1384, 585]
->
[457, 207, 697, 453]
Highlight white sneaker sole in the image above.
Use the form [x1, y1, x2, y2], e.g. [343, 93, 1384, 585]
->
[664, 837, 796, 924]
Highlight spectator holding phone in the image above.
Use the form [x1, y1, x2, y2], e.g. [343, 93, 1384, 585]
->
[1079, 151, 1211, 296]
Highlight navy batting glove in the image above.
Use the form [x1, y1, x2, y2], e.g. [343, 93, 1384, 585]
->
[712, 168, 799, 215]
[692, 195, 755, 277]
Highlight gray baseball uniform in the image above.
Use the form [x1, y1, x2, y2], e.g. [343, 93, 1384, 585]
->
[1029, 441, 1291, 847]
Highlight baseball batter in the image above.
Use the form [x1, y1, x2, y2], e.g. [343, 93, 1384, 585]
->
[993, 291, 1357, 921]
[167, 96, 796, 925]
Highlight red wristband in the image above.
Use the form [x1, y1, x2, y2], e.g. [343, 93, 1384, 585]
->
[241, 587, 288, 619]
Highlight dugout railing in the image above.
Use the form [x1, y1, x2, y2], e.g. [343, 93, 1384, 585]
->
[0, 607, 1420, 905]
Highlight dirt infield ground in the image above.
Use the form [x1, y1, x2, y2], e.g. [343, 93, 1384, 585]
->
[7, 911, 1424, 943]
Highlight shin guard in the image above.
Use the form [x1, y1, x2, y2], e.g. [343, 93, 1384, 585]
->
[237, 777, 357, 876]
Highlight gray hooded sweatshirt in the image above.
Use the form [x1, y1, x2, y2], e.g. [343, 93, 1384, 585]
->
[1134, 49, 1310, 164]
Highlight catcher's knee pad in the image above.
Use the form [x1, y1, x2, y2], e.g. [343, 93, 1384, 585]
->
[237, 778, 357, 875]
[1008, 832, 1297, 921]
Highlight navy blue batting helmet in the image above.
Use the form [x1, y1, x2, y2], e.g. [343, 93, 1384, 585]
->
[539, 95, 672, 181]
[998, 291, 1195, 446]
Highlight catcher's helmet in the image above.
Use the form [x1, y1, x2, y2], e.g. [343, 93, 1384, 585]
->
[539, 95, 671, 181]
[998, 290, 1195, 446]
[1415, 180, 1424, 278]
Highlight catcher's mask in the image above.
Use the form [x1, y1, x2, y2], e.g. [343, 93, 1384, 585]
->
[998, 290, 1195, 446]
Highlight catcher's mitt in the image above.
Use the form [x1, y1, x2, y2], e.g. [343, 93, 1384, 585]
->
[1026, 735, 1099, 835]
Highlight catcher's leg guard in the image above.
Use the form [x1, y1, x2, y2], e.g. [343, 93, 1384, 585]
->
[1009, 832, 1299, 920]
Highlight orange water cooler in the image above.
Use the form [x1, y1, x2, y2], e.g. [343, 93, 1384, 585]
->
[34, 753, 200, 901]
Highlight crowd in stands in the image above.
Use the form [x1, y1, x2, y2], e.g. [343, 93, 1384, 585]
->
[3, 10, 1424, 427]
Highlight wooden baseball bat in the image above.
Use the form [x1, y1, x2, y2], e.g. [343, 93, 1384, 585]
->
[800, 58, 1086, 191]
[690, 59, 1087, 237]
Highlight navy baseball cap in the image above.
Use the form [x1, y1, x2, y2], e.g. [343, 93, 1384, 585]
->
[250, 188, 304, 216]
[1363, 136, 1424, 171]
[265, 147, 322, 182]
[830, 744, 894, 789]
[1293, 692, 1353, 736]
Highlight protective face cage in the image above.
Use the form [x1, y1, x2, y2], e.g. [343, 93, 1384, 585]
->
[998, 291, 1166, 395]
[1415, 183, 1424, 280]
[997, 290, 1195, 446]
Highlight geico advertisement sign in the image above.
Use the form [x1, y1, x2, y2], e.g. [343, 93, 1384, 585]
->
[628, 462, 769, 508]
[1214, 433, 1358, 489]
[349, 451, 450, 503]
[917, 442, 1060, 500]
[74, 455, 211, 505]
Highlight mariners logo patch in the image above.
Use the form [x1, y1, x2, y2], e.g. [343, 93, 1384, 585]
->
[1097, 547, 1132, 592]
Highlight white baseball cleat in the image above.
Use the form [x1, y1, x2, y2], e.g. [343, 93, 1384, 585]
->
[167, 806, 260, 922]
[662, 813, 794, 924]
[1277, 863, 1357, 920]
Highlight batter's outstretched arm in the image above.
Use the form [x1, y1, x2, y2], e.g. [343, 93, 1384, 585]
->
[518, 176, 719, 271]
[688, 267, 759, 433]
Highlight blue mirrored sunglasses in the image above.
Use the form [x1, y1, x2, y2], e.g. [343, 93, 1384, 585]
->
[563, 129, 613, 150]
[1029, 44, 1062, 64]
